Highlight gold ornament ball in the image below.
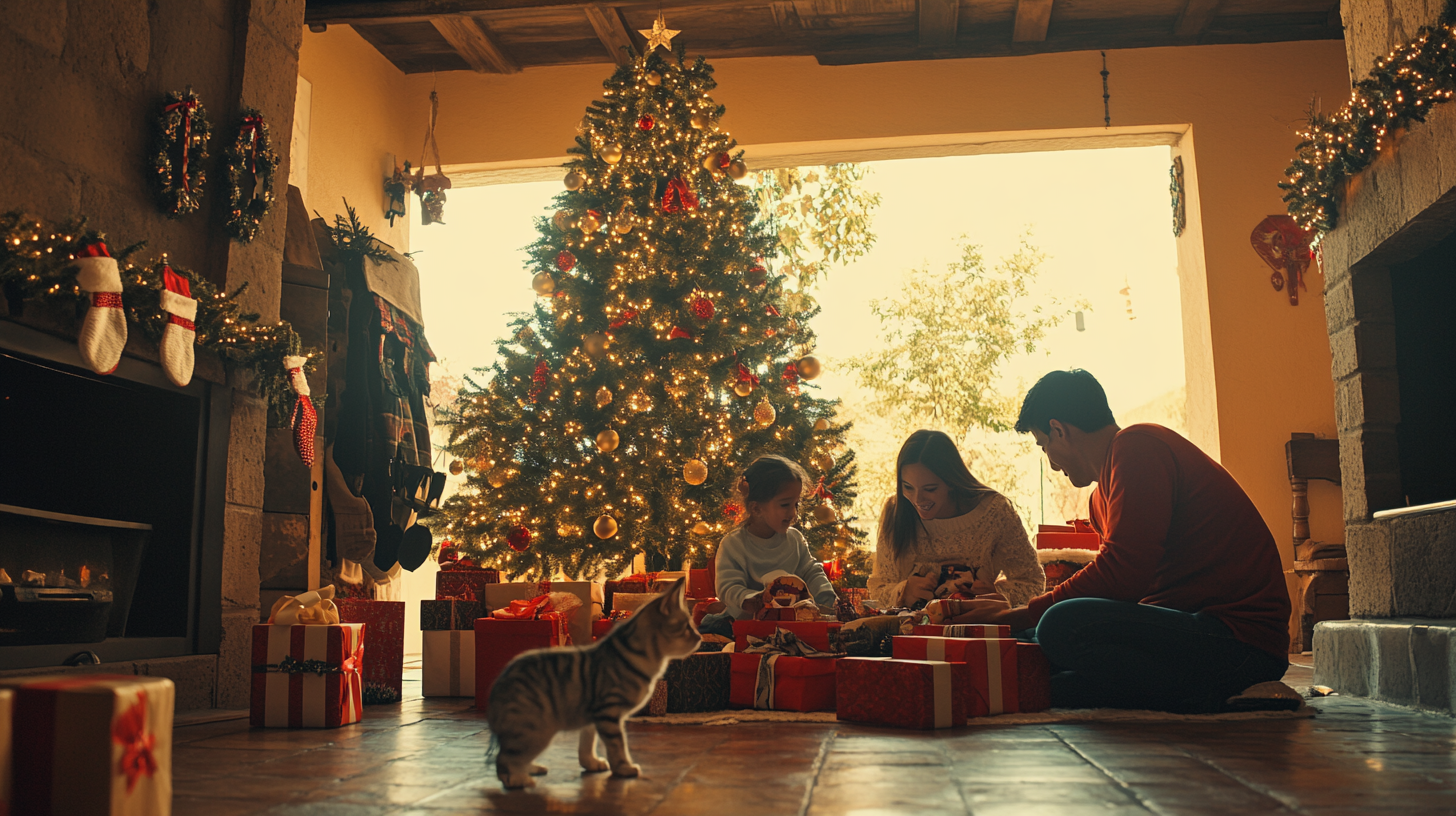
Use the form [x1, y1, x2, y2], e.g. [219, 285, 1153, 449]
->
[813, 418, 829, 432]
[690, 113, 709, 130]
[596, 429, 620, 453]
[449, 460, 464, 476]
[612, 214, 633, 234]
[564, 171, 585, 191]
[594, 515, 618, 539]
[552, 210, 572, 231]
[797, 356, 822, 380]
[531, 271, 556, 296]
[645, 71, 662, 86]
[692, 521, 711, 536]
[811, 451, 834, 472]
[813, 503, 838, 525]
[578, 212, 602, 233]
[584, 331, 609, 357]
[683, 459, 708, 486]
[727, 160, 748, 180]
[733, 380, 754, 398]
[487, 469, 508, 489]
[753, 398, 776, 427]
[595, 386, 613, 407]
[601, 143, 623, 164]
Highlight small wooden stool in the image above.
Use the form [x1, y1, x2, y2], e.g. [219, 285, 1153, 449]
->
[1285, 434, 1347, 653]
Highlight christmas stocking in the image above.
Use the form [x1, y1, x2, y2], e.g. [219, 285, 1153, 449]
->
[73, 241, 126, 375]
[285, 355, 317, 467]
[158, 265, 197, 387]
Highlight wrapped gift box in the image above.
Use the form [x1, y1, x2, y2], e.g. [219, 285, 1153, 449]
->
[894, 636, 1020, 716]
[1017, 642, 1053, 713]
[1035, 522, 1100, 551]
[251, 623, 365, 728]
[893, 635, 982, 662]
[611, 592, 658, 616]
[944, 624, 1013, 639]
[4, 675, 174, 816]
[475, 617, 568, 707]
[421, 597, 484, 631]
[758, 606, 821, 622]
[633, 679, 668, 717]
[663, 652, 731, 712]
[422, 629, 475, 697]
[649, 571, 689, 591]
[730, 653, 838, 712]
[733, 620, 842, 652]
[336, 599, 404, 704]
[689, 567, 714, 599]
[435, 567, 500, 601]
[484, 581, 600, 646]
[835, 658, 968, 729]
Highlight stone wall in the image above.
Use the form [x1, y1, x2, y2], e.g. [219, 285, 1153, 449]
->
[0, 0, 305, 708]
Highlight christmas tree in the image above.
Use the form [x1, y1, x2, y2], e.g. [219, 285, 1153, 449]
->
[441, 29, 863, 579]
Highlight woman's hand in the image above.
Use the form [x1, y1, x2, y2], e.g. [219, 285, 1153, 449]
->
[902, 573, 939, 605]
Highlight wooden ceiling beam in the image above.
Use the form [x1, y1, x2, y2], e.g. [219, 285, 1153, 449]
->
[1173, 0, 1221, 38]
[583, 3, 636, 65]
[305, 0, 759, 26]
[917, 0, 958, 48]
[430, 15, 521, 73]
[1012, 0, 1053, 42]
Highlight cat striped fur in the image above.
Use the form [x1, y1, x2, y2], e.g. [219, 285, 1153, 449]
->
[486, 576, 701, 788]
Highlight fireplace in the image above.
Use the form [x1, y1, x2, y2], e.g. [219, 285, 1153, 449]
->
[0, 320, 227, 669]
[1389, 231, 1456, 509]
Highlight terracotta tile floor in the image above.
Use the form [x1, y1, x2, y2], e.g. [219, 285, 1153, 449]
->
[174, 659, 1456, 815]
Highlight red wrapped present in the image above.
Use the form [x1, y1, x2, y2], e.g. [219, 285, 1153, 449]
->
[836, 658, 968, 729]
[1035, 522, 1100, 550]
[436, 567, 501, 602]
[474, 617, 568, 706]
[592, 618, 620, 640]
[3, 675, 174, 815]
[893, 635, 982, 662]
[1017, 642, 1052, 713]
[733, 620, 841, 652]
[335, 599, 404, 704]
[962, 638, 1020, 717]
[1038, 548, 1097, 588]
[485, 581, 599, 645]
[422, 630, 475, 697]
[250, 623, 365, 728]
[758, 605, 820, 622]
[689, 567, 714, 599]
[942, 624, 1012, 638]
[691, 597, 719, 628]
[730, 653, 838, 712]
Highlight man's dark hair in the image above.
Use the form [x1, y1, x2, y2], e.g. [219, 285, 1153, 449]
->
[1014, 369, 1117, 435]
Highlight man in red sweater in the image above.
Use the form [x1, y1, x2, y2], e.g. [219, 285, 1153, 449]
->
[961, 369, 1291, 712]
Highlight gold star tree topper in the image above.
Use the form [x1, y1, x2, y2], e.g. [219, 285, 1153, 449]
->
[638, 13, 681, 52]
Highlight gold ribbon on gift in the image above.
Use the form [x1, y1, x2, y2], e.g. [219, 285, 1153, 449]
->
[268, 585, 341, 626]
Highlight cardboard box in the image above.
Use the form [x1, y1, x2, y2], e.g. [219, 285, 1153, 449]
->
[250, 623, 365, 728]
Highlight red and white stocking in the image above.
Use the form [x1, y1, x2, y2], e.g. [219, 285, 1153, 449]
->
[285, 355, 317, 467]
[159, 265, 197, 387]
[74, 241, 127, 375]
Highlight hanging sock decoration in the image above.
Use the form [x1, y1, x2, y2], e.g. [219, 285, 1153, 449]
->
[284, 355, 317, 466]
[414, 90, 452, 225]
[223, 109, 279, 243]
[158, 264, 197, 386]
[150, 88, 211, 217]
[660, 176, 699, 213]
[74, 241, 127, 375]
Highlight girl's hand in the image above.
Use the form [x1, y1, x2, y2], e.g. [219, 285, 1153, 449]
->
[903, 573, 938, 604]
[947, 597, 1009, 624]
[742, 595, 764, 617]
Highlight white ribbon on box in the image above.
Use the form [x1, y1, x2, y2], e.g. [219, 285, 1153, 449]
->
[261, 624, 364, 728]
[422, 630, 475, 697]
[932, 662, 953, 729]
[981, 639, 1005, 715]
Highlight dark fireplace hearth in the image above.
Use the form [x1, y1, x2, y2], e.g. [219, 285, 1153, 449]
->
[1389, 230, 1456, 508]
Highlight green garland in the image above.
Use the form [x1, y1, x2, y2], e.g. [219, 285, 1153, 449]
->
[1280, 3, 1456, 232]
[223, 108, 279, 243]
[0, 211, 314, 419]
[150, 88, 212, 218]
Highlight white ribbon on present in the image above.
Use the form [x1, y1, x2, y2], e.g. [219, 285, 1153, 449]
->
[269, 586, 340, 626]
[924, 638, 947, 662]
[932, 662, 953, 729]
[983, 639, 1005, 715]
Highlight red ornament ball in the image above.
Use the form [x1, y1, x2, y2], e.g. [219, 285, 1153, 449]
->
[691, 296, 715, 320]
[556, 250, 576, 272]
[637, 115, 655, 131]
[746, 264, 768, 286]
[506, 525, 532, 552]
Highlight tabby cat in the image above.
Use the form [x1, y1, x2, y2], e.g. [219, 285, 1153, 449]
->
[486, 577, 701, 788]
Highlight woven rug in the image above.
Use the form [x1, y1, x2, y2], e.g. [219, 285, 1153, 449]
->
[639, 706, 1315, 726]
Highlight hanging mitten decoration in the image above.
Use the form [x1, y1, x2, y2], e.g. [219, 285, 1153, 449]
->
[284, 355, 317, 466]
[74, 241, 127, 375]
[158, 264, 197, 386]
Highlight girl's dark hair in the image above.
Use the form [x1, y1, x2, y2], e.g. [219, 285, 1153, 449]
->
[881, 430, 999, 560]
[738, 455, 809, 514]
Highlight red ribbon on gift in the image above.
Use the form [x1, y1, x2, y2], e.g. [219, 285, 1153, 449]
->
[164, 99, 200, 191]
[608, 308, 639, 330]
[661, 176, 699, 213]
[736, 363, 759, 388]
[493, 594, 555, 620]
[239, 113, 264, 174]
[112, 689, 158, 793]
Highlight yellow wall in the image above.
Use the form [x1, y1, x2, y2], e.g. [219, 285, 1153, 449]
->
[297, 27, 419, 251]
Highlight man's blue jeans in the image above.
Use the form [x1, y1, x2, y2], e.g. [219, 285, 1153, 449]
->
[1034, 598, 1288, 713]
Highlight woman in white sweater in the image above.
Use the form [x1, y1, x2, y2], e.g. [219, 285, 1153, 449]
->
[868, 430, 1045, 610]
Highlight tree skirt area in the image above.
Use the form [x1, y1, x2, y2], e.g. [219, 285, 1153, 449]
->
[639, 706, 1315, 726]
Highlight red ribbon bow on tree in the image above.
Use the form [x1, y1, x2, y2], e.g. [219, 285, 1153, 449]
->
[112, 690, 158, 793]
[163, 99, 200, 191]
[608, 308, 639, 330]
[736, 363, 759, 388]
[661, 176, 699, 213]
[812, 478, 835, 501]
[238, 113, 264, 174]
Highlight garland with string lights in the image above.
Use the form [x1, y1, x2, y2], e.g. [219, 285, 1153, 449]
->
[150, 88, 212, 218]
[1280, 2, 1456, 232]
[223, 108, 279, 243]
[0, 211, 315, 420]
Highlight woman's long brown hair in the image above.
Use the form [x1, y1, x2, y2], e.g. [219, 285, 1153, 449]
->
[881, 430, 999, 560]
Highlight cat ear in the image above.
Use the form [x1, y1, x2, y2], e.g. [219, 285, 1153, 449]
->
[657, 576, 687, 614]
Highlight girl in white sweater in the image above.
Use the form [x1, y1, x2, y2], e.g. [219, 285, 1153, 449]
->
[868, 430, 1044, 610]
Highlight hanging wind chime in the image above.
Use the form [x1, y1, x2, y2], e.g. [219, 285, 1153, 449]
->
[414, 90, 451, 225]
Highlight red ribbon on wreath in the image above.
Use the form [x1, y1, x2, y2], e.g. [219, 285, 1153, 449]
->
[238, 113, 264, 174]
[164, 99, 200, 191]
[736, 363, 759, 388]
[661, 176, 699, 213]
[112, 690, 158, 793]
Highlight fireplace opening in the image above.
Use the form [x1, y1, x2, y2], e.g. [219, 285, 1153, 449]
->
[0, 349, 202, 643]
[1389, 228, 1456, 508]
